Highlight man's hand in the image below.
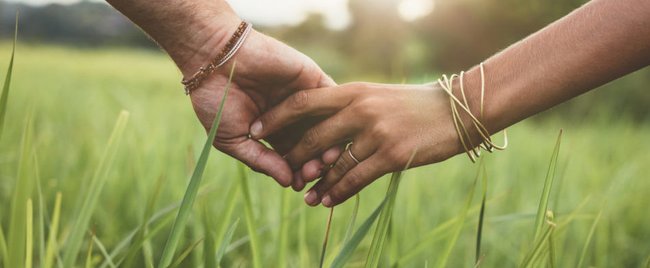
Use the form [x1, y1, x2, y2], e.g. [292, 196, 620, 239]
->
[106, 0, 341, 187]
[189, 29, 338, 186]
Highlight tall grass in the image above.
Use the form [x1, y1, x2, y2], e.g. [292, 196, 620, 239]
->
[7, 112, 34, 268]
[0, 13, 17, 140]
[238, 163, 262, 268]
[1, 43, 648, 267]
[61, 110, 130, 267]
[435, 159, 483, 268]
[158, 63, 236, 268]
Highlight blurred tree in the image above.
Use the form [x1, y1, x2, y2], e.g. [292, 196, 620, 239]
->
[0, 0, 646, 120]
[0, 1, 154, 47]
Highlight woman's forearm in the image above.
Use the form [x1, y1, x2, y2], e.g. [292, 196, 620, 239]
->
[460, 0, 650, 133]
[105, 0, 240, 76]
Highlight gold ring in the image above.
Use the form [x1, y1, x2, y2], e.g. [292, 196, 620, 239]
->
[348, 147, 361, 164]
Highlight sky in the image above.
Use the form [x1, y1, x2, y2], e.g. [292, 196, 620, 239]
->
[3, 0, 435, 29]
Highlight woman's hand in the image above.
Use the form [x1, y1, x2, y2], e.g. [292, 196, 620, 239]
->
[250, 82, 474, 207]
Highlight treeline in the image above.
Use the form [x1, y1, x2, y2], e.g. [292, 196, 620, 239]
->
[0, 0, 647, 120]
[0, 1, 154, 47]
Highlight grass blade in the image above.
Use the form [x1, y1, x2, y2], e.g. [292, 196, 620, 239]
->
[114, 214, 175, 267]
[157, 63, 235, 268]
[215, 219, 240, 267]
[62, 111, 130, 267]
[210, 182, 240, 267]
[576, 211, 602, 268]
[548, 226, 556, 268]
[8, 112, 34, 268]
[0, 12, 18, 140]
[520, 220, 556, 267]
[26, 199, 34, 268]
[365, 172, 403, 267]
[202, 205, 218, 268]
[319, 208, 335, 268]
[238, 164, 262, 268]
[343, 194, 361, 243]
[278, 189, 291, 267]
[299, 204, 310, 267]
[98, 198, 187, 268]
[533, 130, 562, 241]
[475, 162, 488, 264]
[435, 158, 483, 268]
[85, 235, 95, 268]
[123, 175, 166, 267]
[169, 239, 204, 268]
[365, 151, 416, 268]
[33, 155, 46, 268]
[91, 236, 116, 268]
[330, 197, 387, 268]
[0, 223, 7, 268]
[44, 192, 62, 268]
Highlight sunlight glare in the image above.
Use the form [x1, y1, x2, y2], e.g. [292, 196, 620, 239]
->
[398, 0, 435, 21]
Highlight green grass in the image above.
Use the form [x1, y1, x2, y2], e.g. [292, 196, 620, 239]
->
[0, 43, 650, 267]
[158, 62, 235, 268]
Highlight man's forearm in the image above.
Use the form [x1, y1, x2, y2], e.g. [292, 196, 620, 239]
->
[106, 0, 240, 76]
[461, 0, 650, 132]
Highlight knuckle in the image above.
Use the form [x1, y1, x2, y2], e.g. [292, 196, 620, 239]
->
[332, 157, 352, 176]
[302, 128, 321, 151]
[330, 172, 363, 203]
[344, 81, 370, 90]
[372, 122, 392, 138]
[288, 91, 310, 110]
[328, 188, 346, 202]
[259, 109, 277, 127]
[345, 171, 363, 189]
[383, 149, 404, 165]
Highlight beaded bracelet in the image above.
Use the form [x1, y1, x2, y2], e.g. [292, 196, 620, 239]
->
[181, 21, 253, 95]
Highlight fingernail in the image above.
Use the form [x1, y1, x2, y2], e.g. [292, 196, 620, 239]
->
[304, 190, 318, 205]
[250, 120, 263, 138]
[322, 195, 333, 207]
[294, 180, 305, 191]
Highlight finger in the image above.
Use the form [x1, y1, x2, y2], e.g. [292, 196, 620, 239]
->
[249, 86, 354, 139]
[285, 111, 361, 169]
[300, 158, 324, 183]
[303, 141, 376, 206]
[264, 117, 322, 155]
[296, 146, 345, 186]
[228, 138, 293, 187]
[322, 145, 344, 165]
[292, 170, 305, 191]
[321, 155, 389, 207]
[318, 72, 337, 87]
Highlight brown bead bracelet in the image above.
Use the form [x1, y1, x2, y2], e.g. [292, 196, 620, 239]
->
[181, 21, 252, 95]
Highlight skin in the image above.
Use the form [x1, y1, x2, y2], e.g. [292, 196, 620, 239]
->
[105, 0, 342, 187]
[251, 0, 650, 207]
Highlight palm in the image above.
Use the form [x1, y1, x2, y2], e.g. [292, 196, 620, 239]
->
[189, 31, 334, 186]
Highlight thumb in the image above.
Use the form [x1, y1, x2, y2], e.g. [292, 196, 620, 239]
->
[318, 72, 337, 88]
[225, 138, 293, 187]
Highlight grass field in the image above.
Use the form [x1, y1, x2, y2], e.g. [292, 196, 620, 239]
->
[1, 43, 649, 267]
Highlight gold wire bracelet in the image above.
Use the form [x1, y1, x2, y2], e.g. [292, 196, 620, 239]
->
[437, 63, 508, 163]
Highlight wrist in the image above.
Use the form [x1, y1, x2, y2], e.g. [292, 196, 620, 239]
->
[435, 65, 503, 156]
[169, 15, 241, 77]
[454, 65, 504, 135]
[106, 0, 242, 77]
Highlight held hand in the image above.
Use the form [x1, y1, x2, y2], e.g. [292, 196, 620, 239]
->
[250, 82, 474, 206]
[189, 29, 341, 187]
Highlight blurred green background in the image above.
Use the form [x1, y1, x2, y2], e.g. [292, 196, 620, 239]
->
[0, 0, 649, 267]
